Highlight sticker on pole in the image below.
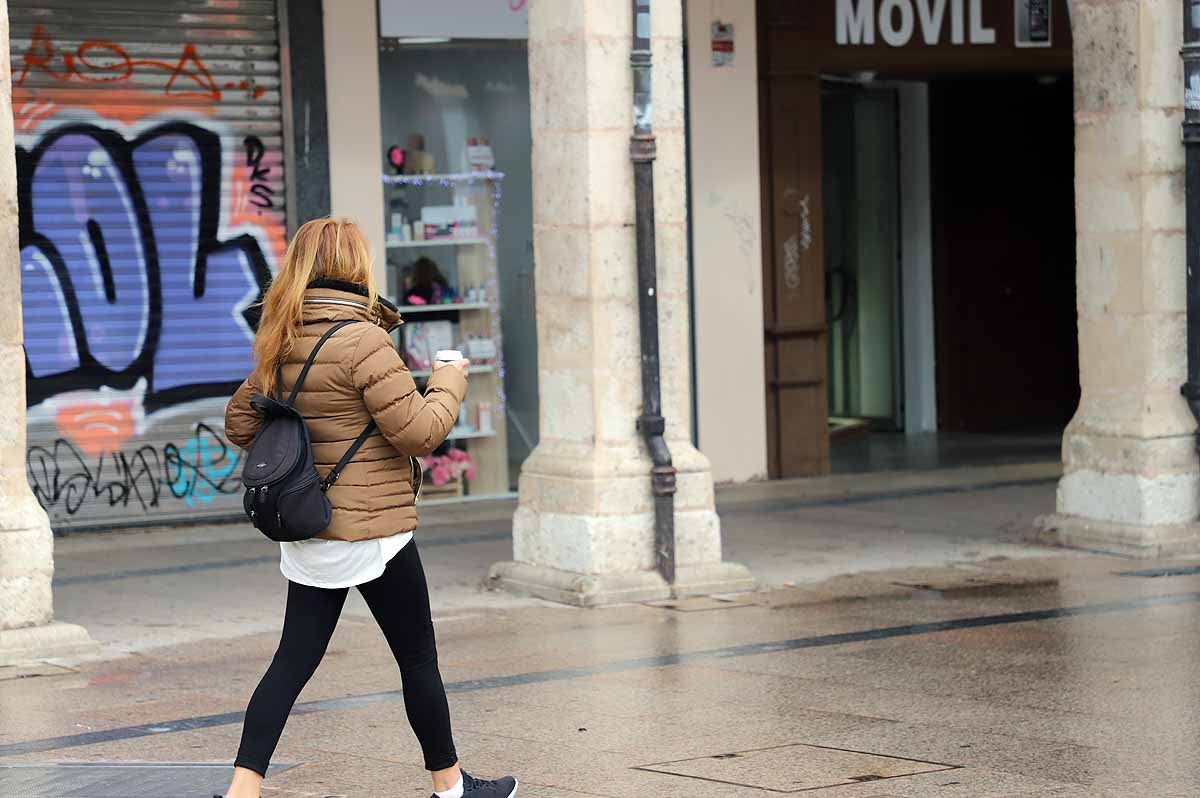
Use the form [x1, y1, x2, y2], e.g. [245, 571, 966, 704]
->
[711, 21, 734, 66]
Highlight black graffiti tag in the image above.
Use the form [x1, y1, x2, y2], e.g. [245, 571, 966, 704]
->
[27, 422, 242, 518]
[244, 135, 275, 209]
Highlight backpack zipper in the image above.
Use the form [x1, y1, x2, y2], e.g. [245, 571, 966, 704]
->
[278, 472, 318, 498]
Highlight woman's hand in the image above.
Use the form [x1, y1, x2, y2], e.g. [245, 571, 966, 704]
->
[432, 358, 470, 377]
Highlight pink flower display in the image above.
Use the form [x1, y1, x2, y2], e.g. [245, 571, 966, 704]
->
[419, 449, 476, 486]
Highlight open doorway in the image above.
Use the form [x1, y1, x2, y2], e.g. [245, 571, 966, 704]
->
[822, 84, 903, 433]
[818, 75, 1077, 472]
[929, 76, 1078, 433]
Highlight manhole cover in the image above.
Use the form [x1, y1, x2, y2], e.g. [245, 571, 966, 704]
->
[0, 762, 294, 797]
[636, 743, 957, 792]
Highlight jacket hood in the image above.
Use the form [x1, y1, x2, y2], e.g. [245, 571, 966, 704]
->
[302, 279, 402, 332]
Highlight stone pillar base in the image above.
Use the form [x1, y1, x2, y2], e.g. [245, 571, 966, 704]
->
[1032, 514, 1200, 558]
[0, 622, 97, 667]
[488, 560, 756, 607]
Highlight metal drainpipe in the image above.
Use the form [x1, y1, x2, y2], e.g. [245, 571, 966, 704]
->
[1183, 1, 1200, 430]
[631, 0, 677, 585]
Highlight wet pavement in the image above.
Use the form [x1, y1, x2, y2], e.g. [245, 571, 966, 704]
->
[4, 465, 1198, 797]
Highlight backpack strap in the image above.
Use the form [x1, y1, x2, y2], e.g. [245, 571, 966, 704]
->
[276, 318, 379, 492]
[321, 419, 378, 491]
[284, 319, 361, 407]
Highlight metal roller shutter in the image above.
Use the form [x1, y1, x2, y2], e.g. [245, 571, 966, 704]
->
[10, 0, 286, 529]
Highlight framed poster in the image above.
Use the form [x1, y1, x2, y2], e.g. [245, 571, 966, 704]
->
[1015, 0, 1052, 48]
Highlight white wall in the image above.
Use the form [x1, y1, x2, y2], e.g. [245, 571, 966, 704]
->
[323, 0, 387, 285]
[687, 0, 768, 482]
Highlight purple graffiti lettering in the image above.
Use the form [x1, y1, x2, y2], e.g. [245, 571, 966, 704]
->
[21, 245, 78, 376]
[131, 133, 260, 391]
[29, 131, 149, 372]
[19, 122, 272, 410]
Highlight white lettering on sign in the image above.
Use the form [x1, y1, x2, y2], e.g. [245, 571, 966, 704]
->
[879, 0, 914, 46]
[837, 0, 875, 44]
[917, 0, 947, 43]
[836, 0, 996, 46]
[969, 0, 996, 43]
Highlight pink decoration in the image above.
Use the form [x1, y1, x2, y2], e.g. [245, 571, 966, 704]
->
[419, 449, 477, 487]
[430, 463, 453, 485]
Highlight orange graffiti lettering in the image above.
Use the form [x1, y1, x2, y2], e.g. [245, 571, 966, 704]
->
[55, 401, 135, 459]
[16, 26, 262, 103]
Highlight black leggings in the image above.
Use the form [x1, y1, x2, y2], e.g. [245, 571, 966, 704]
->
[234, 541, 457, 775]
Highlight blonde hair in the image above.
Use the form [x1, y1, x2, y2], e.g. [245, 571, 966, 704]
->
[252, 218, 377, 397]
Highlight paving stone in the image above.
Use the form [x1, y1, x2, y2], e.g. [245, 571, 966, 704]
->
[638, 743, 956, 792]
[7, 480, 1200, 796]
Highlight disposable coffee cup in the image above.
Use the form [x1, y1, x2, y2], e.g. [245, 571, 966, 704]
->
[435, 349, 463, 363]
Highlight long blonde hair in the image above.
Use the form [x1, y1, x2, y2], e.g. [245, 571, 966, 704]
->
[253, 218, 377, 397]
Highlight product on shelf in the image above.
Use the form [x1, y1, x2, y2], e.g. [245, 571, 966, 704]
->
[403, 321, 456, 371]
[381, 170, 507, 496]
[464, 336, 497, 362]
[402, 257, 452, 305]
[420, 203, 478, 239]
[403, 133, 435, 175]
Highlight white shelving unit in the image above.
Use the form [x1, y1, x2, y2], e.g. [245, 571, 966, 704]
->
[396, 302, 490, 315]
[383, 171, 508, 497]
[386, 236, 490, 249]
[446, 429, 499, 442]
[409, 364, 496, 379]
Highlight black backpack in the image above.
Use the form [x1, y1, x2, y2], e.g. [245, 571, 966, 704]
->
[240, 320, 376, 542]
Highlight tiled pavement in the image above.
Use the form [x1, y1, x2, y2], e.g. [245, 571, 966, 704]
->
[3, 464, 1198, 797]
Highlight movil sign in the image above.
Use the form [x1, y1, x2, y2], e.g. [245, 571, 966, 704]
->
[836, 0, 997, 46]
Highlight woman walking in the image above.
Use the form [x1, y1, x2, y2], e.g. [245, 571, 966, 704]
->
[221, 218, 516, 798]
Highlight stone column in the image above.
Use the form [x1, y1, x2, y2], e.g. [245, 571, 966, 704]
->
[1035, 0, 1200, 556]
[0, 1, 94, 664]
[489, 0, 754, 605]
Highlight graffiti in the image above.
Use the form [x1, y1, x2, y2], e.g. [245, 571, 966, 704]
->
[244, 136, 275, 210]
[14, 16, 285, 526]
[798, 194, 813, 252]
[783, 235, 802, 291]
[19, 121, 272, 411]
[15, 25, 266, 102]
[28, 422, 242, 517]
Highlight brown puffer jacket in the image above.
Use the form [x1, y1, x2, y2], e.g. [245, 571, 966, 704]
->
[224, 280, 467, 541]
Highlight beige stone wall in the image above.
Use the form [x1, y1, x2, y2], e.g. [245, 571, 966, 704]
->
[323, 0, 387, 283]
[0, 0, 54, 631]
[686, 0, 769, 484]
[1040, 0, 1199, 553]
[498, 0, 752, 603]
[520, 0, 703, 558]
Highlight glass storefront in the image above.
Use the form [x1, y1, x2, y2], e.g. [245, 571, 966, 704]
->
[377, 7, 537, 499]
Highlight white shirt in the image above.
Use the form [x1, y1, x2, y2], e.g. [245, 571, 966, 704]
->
[280, 532, 413, 589]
